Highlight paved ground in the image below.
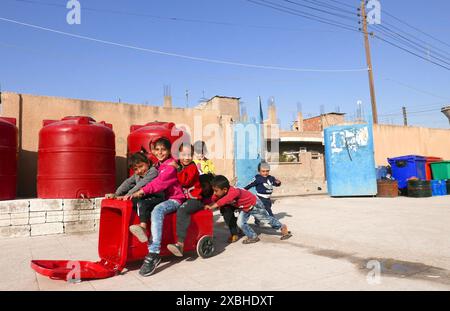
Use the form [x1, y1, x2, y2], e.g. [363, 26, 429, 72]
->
[1, 195, 450, 291]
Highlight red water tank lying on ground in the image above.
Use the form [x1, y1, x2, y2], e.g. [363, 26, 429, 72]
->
[30, 199, 214, 281]
[0, 117, 18, 200]
[128, 122, 188, 166]
[37, 116, 116, 199]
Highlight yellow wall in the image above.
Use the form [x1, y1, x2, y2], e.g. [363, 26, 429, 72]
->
[1, 92, 237, 197]
[373, 124, 450, 165]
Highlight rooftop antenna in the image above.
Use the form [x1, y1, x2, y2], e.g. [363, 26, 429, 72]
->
[320, 104, 325, 115]
[163, 84, 171, 97]
[185, 90, 189, 108]
[297, 101, 302, 113]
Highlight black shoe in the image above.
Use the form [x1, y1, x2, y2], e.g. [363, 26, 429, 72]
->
[139, 253, 161, 277]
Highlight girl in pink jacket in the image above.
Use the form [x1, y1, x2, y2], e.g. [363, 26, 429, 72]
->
[126, 137, 185, 277]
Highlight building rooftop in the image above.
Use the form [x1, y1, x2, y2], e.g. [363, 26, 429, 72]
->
[303, 112, 346, 120]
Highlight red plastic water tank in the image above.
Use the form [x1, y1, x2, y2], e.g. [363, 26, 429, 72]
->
[37, 116, 116, 199]
[127, 122, 188, 166]
[0, 117, 18, 200]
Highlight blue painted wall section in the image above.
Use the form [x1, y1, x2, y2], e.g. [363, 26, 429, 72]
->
[324, 123, 377, 197]
[234, 122, 261, 189]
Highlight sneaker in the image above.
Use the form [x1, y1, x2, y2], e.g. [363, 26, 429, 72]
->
[280, 225, 292, 240]
[167, 243, 184, 257]
[227, 235, 239, 243]
[242, 237, 260, 244]
[139, 253, 161, 277]
[129, 225, 148, 243]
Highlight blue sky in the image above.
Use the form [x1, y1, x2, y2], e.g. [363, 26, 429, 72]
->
[0, 0, 449, 129]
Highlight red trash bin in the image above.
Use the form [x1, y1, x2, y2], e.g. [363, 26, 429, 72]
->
[31, 199, 215, 281]
[425, 156, 443, 180]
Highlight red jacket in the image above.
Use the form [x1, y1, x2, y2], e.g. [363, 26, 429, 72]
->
[212, 187, 257, 212]
[177, 162, 203, 200]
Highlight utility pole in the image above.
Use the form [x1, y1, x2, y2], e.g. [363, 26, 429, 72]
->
[360, 0, 378, 124]
[402, 106, 408, 126]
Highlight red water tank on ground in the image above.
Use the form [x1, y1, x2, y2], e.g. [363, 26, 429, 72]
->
[38, 116, 116, 199]
[30, 199, 214, 281]
[0, 117, 18, 200]
[128, 122, 188, 166]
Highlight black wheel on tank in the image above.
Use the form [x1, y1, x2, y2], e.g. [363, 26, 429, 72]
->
[196, 235, 215, 258]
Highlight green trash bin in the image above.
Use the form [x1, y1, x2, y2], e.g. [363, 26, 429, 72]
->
[430, 161, 450, 180]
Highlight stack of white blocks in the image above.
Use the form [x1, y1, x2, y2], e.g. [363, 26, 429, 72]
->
[0, 198, 103, 238]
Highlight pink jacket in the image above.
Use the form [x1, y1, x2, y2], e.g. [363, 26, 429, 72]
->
[141, 157, 185, 204]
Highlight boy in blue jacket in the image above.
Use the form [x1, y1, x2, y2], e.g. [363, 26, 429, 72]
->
[244, 162, 281, 217]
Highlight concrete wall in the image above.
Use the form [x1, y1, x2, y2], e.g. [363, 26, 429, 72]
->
[0, 92, 238, 198]
[269, 152, 326, 197]
[373, 124, 450, 166]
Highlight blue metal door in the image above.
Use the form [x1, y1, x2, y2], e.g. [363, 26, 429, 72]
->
[234, 122, 262, 188]
[324, 123, 377, 197]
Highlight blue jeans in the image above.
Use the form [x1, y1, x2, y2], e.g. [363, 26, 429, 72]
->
[237, 198, 282, 239]
[148, 199, 181, 254]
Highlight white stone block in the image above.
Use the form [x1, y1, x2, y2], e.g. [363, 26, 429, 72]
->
[0, 213, 10, 220]
[10, 212, 29, 226]
[29, 211, 46, 225]
[63, 211, 80, 222]
[29, 199, 63, 212]
[46, 211, 64, 223]
[64, 220, 96, 234]
[31, 223, 64, 236]
[0, 225, 31, 238]
[63, 199, 95, 211]
[0, 219, 11, 227]
[94, 197, 104, 210]
[0, 199, 30, 214]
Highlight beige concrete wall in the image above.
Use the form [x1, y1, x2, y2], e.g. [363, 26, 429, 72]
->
[1, 92, 237, 198]
[269, 153, 326, 196]
[373, 124, 450, 166]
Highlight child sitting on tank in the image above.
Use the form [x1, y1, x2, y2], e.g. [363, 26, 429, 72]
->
[106, 151, 165, 236]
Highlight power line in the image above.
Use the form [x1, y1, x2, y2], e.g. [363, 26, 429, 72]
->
[381, 77, 450, 102]
[382, 8, 450, 50]
[294, 0, 357, 15]
[374, 24, 450, 65]
[246, 0, 361, 33]
[373, 35, 450, 71]
[325, 0, 358, 10]
[281, 0, 358, 21]
[379, 107, 443, 117]
[7, 0, 353, 34]
[375, 20, 450, 59]
[0, 17, 369, 73]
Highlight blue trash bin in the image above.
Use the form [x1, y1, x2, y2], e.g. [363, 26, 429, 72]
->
[431, 180, 446, 196]
[388, 155, 426, 190]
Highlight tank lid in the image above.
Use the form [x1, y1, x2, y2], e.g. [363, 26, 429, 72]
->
[130, 122, 175, 133]
[62, 116, 96, 124]
[43, 116, 112, 129]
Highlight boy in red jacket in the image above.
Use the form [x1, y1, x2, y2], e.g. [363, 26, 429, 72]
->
[167, 144, 204, 257]
[205, 175, 292, 244]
